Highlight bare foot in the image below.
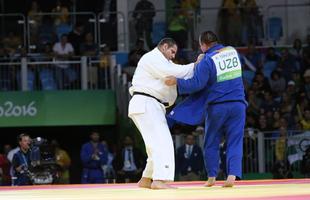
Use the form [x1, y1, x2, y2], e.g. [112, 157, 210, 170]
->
[204, 177, 216, 187]
[223, 175, 236, 187]
[151, 180, 177, 189]
[138, 177, 152, 189]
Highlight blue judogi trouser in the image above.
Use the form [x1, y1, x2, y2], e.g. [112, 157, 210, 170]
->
[204, 101, 246, 178]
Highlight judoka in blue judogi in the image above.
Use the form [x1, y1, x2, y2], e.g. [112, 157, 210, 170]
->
[165, 31, 247, 187]
[81, 131, 108, 183]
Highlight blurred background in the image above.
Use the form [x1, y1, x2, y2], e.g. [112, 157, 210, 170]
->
[0, 0, 309, 186]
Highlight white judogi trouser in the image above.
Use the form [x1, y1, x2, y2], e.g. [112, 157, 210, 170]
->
[128, 95, 175, 181]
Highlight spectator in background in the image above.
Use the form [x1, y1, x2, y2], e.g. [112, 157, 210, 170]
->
[80, 32, 99, 57]
[286, 80, 298, 100]
[279, 92, 294, 119]
[245, 114, 257, 129]
[291, 71, 302, 89]
[51, 140, 71, 184]
[124, 39, 148, 81]
[275, 126, 287, 161]
[241, 0, 263, 45]
[253, 72, 271, 92]
[101, 140, 116, 183]
[179, 0, 200, 43]
[297, 105, 310, 130]
[80, 32, 100, 88]
[53, 34, 76, 89]
[261, 90, 278, 113]
[244, 43, 263, 69]
[52, 0, 70, 26]
[176, 134, 204, 181]
[128, 39, 148, 67]
[12, 134, 32, 186]
[257, 114, 270, 131]
[68, 23, 84, 55]
[277, 48, 298, 81]
[132, 0, 155, 49]
[113, 135, 146, 183]
[289, 38, 303, 68]
[0, 144, 12, 185]
[52, 1, 71, 41]
[167, 6, 188, 49]
[269, 71, 286, 98]
[38, 43, 57, 90]
[301, 69, 310, 100]
[37, 16, 56, 51]
[272, 111, 281, 130]
[272, 126, 293, 179]
[217, 0, 242, 46]
[247, 89, 262, 116]
[28, 1, 42, 47]
[2, 32, 22, 55]
[302, 35, 310, 70]
[80, 131, 108, 183]
[98, 45, 111, 89]
[264, 47, 280, 63]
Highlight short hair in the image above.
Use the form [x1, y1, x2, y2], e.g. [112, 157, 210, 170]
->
[17, 133, 29, 143]
[61, 34, 68, 39]
[199, 31, 218, 45]
[157, 38, 177, 48]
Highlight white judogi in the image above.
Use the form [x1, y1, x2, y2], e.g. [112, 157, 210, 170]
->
[128, 47, 194, 181]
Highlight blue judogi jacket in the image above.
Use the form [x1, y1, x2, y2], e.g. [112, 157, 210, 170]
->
[80, 142, 108, 183]
[168, 44, 247, 125]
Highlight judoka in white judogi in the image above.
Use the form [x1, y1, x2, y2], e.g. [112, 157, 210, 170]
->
[128, 38, 200, 188]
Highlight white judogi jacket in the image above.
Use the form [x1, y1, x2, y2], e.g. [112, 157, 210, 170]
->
[129, 47, 194, 108]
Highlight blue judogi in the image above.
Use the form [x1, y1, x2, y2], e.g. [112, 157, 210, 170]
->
[80, 142, 108, 183]
[169, 44, 247, 178]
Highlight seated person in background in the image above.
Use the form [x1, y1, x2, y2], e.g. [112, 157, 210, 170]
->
[80, 32, 99, 57]
[128, 39, 147, 67]
[113, 135, 146, 183]
[176, 134, 204, 181]
[12, 134, 32, 186]
[80, 131, 108, 184]
[125, 39, 148, 80]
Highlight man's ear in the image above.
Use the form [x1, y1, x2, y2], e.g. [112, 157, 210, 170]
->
[163, 43, 168, 51]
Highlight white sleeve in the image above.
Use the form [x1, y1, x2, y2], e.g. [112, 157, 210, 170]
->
[67, 43, 74, 53]
[7, 150, 15, 163]
[146, 58, 194, 79]
[53, 43, 58, 53]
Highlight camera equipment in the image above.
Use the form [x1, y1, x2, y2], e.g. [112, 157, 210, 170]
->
[27, 137, 61, 185]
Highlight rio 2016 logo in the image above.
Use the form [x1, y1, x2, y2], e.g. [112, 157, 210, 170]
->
[0, 101, 37, 117]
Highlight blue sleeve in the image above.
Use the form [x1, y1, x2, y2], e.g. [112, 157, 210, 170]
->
[80, 144, 92, 165]
[99, 144, 108, 165]
[177, 59, 210, 94]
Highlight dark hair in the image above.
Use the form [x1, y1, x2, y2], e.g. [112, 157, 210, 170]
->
[199, 31, 218, 45]
[17, 133, 29, 143]
[157, 38, 177, 48]
[61, 34, 68, 39]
